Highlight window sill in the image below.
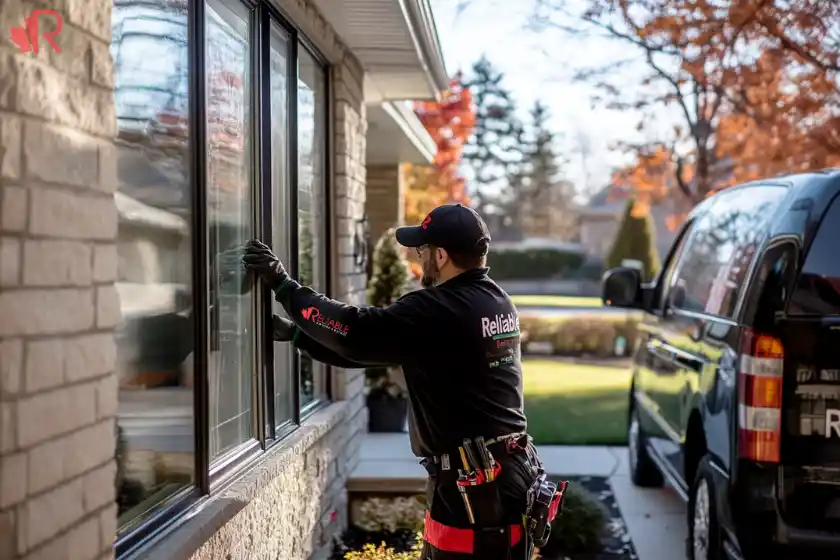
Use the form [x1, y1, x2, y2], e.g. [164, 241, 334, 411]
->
[125, 400, 350, 559]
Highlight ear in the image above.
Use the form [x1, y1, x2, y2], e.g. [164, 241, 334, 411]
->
[437, 247, 449, 264]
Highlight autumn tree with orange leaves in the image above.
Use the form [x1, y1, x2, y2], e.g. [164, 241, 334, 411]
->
[531, 0, 839, 215]
[403, 75, 476, 226]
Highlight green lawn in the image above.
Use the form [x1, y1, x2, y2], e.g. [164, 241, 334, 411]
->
[511, 295, 603, 309]
[523, 359, 631, 446]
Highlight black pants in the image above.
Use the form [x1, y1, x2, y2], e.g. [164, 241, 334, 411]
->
[421, 446, 538, 560]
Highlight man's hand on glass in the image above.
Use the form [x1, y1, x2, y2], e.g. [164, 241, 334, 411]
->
[242, 239, 290, 291]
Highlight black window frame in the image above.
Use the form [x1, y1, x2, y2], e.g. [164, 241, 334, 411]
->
[113, 0, 332, 555]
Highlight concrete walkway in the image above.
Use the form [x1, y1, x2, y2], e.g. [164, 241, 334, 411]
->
[351, 434, 687, 560]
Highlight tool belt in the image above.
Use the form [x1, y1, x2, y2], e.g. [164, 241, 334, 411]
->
[420, 433, 567, 554]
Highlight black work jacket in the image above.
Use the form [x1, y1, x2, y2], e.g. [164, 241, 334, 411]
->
[276, 268, 527, 458]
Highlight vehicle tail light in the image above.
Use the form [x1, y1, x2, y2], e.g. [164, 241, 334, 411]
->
[738, 329, 784, 462]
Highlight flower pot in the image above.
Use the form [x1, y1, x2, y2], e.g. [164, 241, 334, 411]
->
[367, 391, 408, 433]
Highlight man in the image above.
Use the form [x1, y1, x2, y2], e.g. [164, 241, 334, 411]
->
[243, 204, 562, 559]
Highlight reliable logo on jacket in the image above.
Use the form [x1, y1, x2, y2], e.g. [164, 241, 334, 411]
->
[480, 313, 519, 339]
[301, 306, 350, 336]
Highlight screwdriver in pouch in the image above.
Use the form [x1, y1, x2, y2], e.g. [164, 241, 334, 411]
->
[474, 436, 495, 482]
[457, 446, 476, 524]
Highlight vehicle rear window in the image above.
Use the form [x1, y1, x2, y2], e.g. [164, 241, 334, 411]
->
[789, 194, 840, 315]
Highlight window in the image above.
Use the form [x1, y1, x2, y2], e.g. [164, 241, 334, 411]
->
[671, 186, 787, 318]
[111, 0, 330, 552]
[297, 47, 329, 408]
[269, 24, 294, 426]
[205, 0, 255, 461]
[790, 194, 840, 315]
[112, 0, 195, 535]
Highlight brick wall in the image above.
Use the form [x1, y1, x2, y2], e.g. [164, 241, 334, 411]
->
[365, 165, 403, 243]
[0, 1, 119, 558]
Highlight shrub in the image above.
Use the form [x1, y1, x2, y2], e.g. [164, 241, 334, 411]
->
[354, 496, 425, 534]
[368, 227, 412, 308]
[537, 483, 609, 556]
[343, 539, 422, 560]
[605, 198, 661, 282]
[520, 312, 642, 357]
[488, 248, 585, 280]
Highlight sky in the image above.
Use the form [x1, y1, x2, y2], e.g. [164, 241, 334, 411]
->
[429, 0, 681, 199]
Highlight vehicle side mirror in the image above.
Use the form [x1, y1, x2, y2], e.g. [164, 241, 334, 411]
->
[602, 267, 643, 309]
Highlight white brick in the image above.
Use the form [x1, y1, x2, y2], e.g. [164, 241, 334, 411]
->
[0, 452, 26, 508]
[0, 237, 20, 286]
[95, 374, 117, 420]
[23, 122, 98, 188]
[82, 460, 116, 513]
[92, 244, 116, 282]
[21, 478, 84, 551]
[66, 420, 113, 480]
[29, 188, 117, 241]
[0, 339, 22, 396]
[25, 339, 65, 392]
[95, 286, 121, 328]
[98, 503, 116, 552]
[67, 516, 100, 560]
[17, 382, 97, 447]
[23, 240, 92, 286]
[28, 436, 66, 495]
[97, 144, 117, 193]
[0, 402, 15, 453]
[64, 334, 116, 383]
[0, 186, 26, 232]
[0, 113, 22, 180]
[0, 288, 94, 337]
[66, 0, 112, 42]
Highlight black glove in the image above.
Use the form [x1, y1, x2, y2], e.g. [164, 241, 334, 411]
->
[242, 239, 289, 291]
[272, 315, 296, 342]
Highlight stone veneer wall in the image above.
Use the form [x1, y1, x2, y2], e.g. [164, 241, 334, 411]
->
[139, 0, 370, 558]
[365, 165, 404, 243]
[0, 0, 120, 558]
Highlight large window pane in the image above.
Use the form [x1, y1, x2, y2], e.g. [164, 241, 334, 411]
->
[112, 0, 194, 532]
[206, 0, 254, 459]
[269, 24, 294, 425]
[297, 47, 328, 407]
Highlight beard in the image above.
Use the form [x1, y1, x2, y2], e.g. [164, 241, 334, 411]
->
[420, 253, 439, 288]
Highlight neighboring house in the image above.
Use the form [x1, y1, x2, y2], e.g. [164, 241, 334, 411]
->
[0, 1, 445, 559]
[518, 180, 578, 241]
[578, 185, 685, 261]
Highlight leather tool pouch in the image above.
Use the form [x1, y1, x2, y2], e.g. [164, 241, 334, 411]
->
[460, 478, 505, 526]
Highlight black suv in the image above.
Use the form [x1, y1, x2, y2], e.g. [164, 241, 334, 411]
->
[602, 170, 840, 560]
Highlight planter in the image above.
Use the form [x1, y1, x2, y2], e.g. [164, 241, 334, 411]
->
[367, 391, 408, 433]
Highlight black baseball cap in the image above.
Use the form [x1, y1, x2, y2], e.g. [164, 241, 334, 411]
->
[395, 204, 491, 255]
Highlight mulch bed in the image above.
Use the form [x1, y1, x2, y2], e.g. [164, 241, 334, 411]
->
[331, 476, 637, 560]
[538, 476, 637, 560]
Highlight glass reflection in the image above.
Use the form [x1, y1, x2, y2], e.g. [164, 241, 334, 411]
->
[270, 25, 294, 425]
[206, 0, 254, 459]
[298, 47, 327, 407]
[112, 0, 194, 531]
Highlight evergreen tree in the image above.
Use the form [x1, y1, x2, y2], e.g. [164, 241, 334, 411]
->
[367, 227, 412, 307]
[516, 101, 578, 240]
[606, 198, 661, 281]
[462, 55, 524, 217]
